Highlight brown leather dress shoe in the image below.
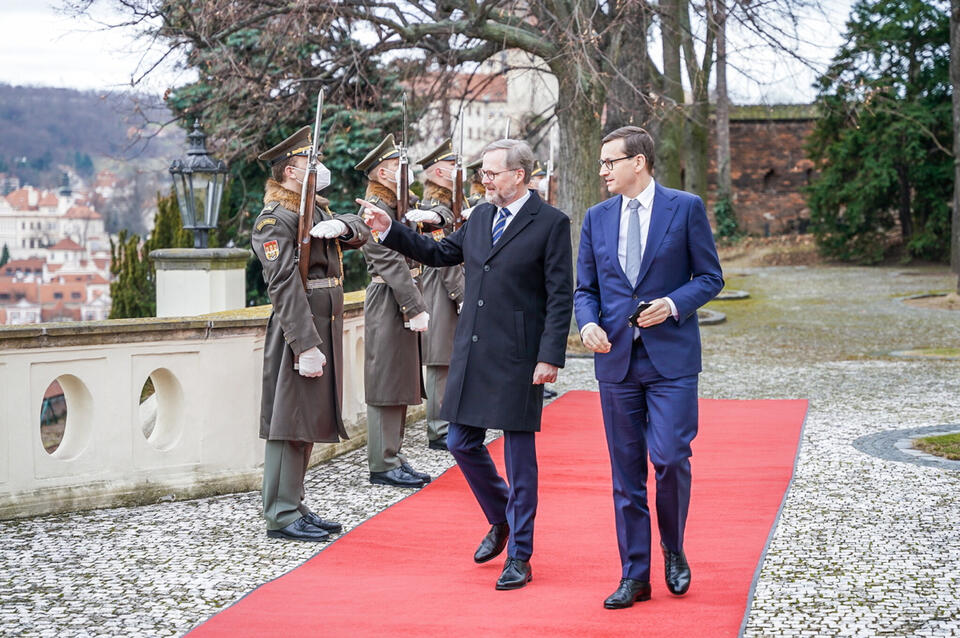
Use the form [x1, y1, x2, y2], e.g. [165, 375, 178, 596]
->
[495, 557, 532, 590]
[474, 522, 509, 563]
[604, 578, 652, 609]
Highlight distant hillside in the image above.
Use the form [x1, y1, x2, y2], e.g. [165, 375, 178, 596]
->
[0, 84, 183, 189]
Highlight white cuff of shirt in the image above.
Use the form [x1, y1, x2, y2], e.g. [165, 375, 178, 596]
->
[665, 297, 678, 320]
[377, 222, 392, 241]
[580, 322, 599, 339]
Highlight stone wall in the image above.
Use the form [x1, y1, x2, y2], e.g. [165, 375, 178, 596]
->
[706, 104, 818, 235]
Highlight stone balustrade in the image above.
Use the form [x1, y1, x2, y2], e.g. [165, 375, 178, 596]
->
[0, 292, 367, 519]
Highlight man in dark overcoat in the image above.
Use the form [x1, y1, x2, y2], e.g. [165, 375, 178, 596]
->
[355, 134, 432, 488]
[359, 139, 573, 590]
[403, 138, 464, 451]
[253, 126, 370, 542]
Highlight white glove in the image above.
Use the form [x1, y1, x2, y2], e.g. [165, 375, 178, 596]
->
[457, 302, 463, 315]
[309, 219, 348, 239]
[298, 347, 326, 377]
[460, 206, 475, 220]
[405, 210, 442, 224]
[407, 311, 429, 332]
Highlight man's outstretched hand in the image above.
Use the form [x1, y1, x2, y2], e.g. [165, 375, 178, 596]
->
[357, 198, 391, 233]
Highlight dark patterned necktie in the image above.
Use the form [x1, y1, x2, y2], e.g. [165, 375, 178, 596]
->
[492, 207, 512, 245]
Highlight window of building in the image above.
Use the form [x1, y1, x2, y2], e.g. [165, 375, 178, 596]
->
[54, 292, 63, 299]
[71, 292, 82, 300]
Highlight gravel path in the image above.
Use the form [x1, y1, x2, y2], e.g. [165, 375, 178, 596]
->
[1, 264, 958, 637]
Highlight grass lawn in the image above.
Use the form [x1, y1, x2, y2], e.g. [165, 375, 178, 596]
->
[913, 432, 960, 461]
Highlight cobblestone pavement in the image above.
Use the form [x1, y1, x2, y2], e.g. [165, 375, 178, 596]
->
[2, 265, 959, 637]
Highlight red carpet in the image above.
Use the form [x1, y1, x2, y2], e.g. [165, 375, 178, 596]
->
[190, 392, 806, 638]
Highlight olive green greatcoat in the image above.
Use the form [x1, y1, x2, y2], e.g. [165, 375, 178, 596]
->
[417, 183, 464, 366]
[253, 179, 369, 443]
[361, 181, 426, 406]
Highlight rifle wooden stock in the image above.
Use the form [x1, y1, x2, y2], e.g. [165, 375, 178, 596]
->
[453, 168, 464, 229]
[297, 172, 317, 287]
[397, 160, 409, 222]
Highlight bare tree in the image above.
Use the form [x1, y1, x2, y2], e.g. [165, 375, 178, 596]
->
[952, 0, 960, 292]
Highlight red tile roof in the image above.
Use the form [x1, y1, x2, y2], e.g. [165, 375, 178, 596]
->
[38, 191, 58, 207]
[5, 187, 35, 210]
[52, 238, 84, 251]
[408, 72, 508, 102]
[65, 205, 101, 220]
[3, 258, 45, 274]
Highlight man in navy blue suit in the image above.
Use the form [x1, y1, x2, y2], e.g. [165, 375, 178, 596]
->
[360, 139, 573, 591]
[574, 126, 723, 609]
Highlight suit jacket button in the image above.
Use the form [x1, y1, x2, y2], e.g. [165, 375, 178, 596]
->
[632, 295, 638, 300]
[483, 265, 490, 272]
[472, 335, 478, 342]
[477, 299, 484, 307]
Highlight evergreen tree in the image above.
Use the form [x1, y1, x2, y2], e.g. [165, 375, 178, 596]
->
[108, 190, 193, 318]
[806, 0, 951, 263]
[0, 244, 9, 268]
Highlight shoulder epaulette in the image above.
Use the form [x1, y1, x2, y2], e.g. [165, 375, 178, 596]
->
[261, 201, 281, 214]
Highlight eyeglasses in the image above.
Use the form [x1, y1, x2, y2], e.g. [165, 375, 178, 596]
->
[479, 168, 519, 181]
[597, 155, 640, 171]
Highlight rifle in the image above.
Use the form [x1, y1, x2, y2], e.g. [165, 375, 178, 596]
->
[297, 89, 324, 286]
[397, 93, 410, 222]
[293, 89, 324, 371]
[545, 125, 555, 205]
[453, 105, 465, 229]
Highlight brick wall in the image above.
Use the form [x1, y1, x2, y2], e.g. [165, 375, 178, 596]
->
[706, 105, 817, 235]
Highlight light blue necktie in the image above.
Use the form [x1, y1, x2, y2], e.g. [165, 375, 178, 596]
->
[492, 207, 512, 245]
[625, 199, 641, 285]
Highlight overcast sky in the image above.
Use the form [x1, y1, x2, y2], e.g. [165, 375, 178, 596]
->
[0, 0, 854, 104]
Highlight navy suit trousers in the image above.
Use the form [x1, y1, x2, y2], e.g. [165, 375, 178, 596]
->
[598, 339, 698, 581]
[447, 424, 538, 561]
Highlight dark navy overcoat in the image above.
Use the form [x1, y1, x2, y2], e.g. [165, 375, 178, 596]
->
[381, 189, 573, 432]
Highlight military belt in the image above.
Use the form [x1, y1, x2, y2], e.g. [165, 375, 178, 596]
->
[306, 276, 342, 289]
[370, 268, 421, 284]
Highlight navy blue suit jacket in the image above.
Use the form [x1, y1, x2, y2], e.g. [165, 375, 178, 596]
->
[381, 189, 573, 431]
[574, 182, 723, 382]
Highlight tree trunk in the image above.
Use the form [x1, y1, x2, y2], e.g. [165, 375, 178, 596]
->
[896, 163, 913, 242]
[606, 3, 655, 131]
[553, 68, 606, 267]
[951, 0, 960, 292]
[659, 0, 685, 189]
[715, 0, 731, 202]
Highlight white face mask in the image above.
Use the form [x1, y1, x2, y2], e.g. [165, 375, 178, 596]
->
[292, 163, 331, 192]
[393, 166, 415, 190]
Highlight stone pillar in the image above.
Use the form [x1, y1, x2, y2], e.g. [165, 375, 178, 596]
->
[149, 248, 251, 318]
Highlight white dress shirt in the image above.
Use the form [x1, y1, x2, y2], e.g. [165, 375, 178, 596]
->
[491, 188, 531, 236]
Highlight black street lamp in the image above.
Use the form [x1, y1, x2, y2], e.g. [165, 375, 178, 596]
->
[169, 121, 228, 249]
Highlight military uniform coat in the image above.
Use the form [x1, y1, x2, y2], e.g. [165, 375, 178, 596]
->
[417, 183, 464, 366]
[361, 182, 427, 406]
[380, 189, 573, 432]
[253, 180, 369, 442]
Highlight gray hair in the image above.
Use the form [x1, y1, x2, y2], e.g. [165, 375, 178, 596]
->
[481, 139, 535, 184]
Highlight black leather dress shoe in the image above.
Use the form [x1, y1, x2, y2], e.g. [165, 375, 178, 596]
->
[400, 460, 432, 483]
[603, 578, 652, 609]
[474, 522, 509, 563]
[662, 542, 691, 595]
[496, 557, 532, 590]
[370, 467, 424, 488]
[428, 435, 448, 451]
[542, 386, 558, 399]
[302, 510, 343, 533]
[266, 517, 330, 542]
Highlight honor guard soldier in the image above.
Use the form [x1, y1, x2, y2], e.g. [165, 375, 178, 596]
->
[466, 157, 485, 208]
[355, 134, 432, 488]
[403, 139, 465, 451]
[529, 161, 547, 198]
[253, 126, 371, 542]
